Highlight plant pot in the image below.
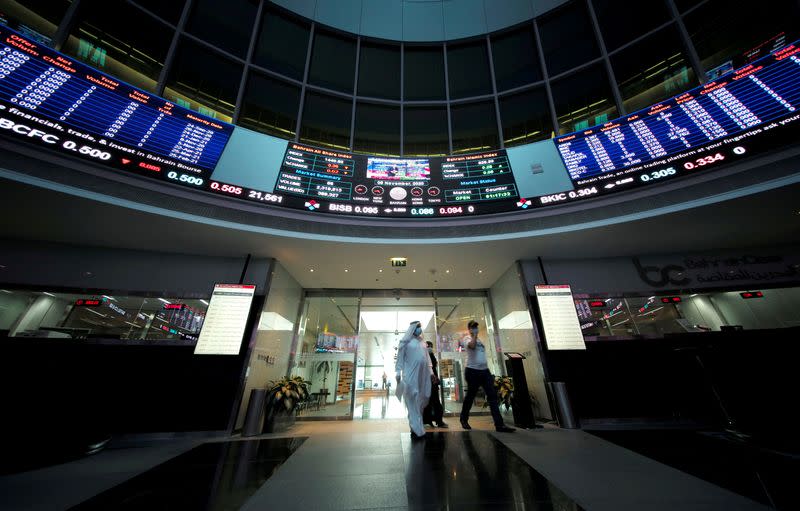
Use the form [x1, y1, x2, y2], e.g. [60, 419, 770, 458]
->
[263, 406, 296, 434]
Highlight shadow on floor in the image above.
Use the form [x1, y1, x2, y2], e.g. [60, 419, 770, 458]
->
[589, 429, 799, 510]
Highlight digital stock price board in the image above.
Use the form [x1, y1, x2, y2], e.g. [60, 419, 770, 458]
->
[209, 144, 521, 217]
[2, 21, 800, 220]
[0, 25, 233, 187]
[551, 39, 800, 206]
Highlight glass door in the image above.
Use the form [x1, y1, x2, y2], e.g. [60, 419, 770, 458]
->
[355, 295, 436, 419]
[289, 293, 360, 419]
[435, 292, 503, 417]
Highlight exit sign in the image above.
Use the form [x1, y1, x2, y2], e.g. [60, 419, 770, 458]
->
[390, 258, 407, 267]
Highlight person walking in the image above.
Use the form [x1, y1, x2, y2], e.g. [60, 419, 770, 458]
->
[423, 340, 448, 428]
[459, 320, 515, 433]
[396, 321, 437, 439]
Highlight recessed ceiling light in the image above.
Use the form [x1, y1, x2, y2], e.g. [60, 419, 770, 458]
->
[412, 269, 416, 273]
[310, 268, 315, 272]
[345, 269, 349, 272]
[446, 270, 450, 273]
[478, 270, 483, 273]
[379, 269, 383, 273]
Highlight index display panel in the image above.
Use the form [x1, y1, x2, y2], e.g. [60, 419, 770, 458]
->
[553, 40, 800, 200]
[0, 25, 233, 187]
[210, 144, 521, 217]
[535, 285, 586, 351]
[194, 284, 255, 356]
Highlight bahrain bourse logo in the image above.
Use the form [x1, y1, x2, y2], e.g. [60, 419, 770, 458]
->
[632, 257, 691, 288]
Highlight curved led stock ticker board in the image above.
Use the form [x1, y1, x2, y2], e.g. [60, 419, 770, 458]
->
[550, 39, 800, 206]
[1, 23, 799, 218]
[0, 25, 233, 186]
[209, 144, 520, 217]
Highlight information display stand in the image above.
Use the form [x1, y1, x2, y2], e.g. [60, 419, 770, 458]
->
[194, 284, 256, 355]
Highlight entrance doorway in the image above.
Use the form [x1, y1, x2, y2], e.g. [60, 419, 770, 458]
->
[288, 290, 503, 421]
[355, 296, 436, 419]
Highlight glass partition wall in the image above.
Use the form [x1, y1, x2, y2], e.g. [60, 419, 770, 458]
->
[285, 290, 505, 420]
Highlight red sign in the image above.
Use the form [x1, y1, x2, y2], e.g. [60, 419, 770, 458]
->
[75, 299, 101, 306]
[740, 291, 764, 299]
[163, 303, 184, 310]
[588, 300, 606, 308]
[660, 296, 682, 303]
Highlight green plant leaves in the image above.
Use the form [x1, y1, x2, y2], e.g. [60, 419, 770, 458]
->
[266, 375, 311, 414]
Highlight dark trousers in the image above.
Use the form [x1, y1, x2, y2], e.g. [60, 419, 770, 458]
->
[460, 367, 504, 427]
[423, 383, 443, 425]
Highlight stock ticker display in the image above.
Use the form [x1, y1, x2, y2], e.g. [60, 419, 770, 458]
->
[209, 144, 521, 217]
[2, 21, 800, 219]
[0, 25, 233, 187]
[551, 39, 800, 206]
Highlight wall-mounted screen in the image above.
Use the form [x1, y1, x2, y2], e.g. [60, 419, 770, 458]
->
[0, 25, 234, 187]
[194, 284, 255, 356]
[210, 144, 521, 217]
[552, 39, 800, 204]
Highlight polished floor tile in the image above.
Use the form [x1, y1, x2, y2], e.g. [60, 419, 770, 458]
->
[402, 432, 584, 511]
[69, 437, 306, 510]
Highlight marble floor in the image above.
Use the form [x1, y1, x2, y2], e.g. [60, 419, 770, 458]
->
[0, 418, 778, 511]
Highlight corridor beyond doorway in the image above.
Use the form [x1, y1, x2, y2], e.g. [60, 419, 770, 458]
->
[290, 291, 502, 421]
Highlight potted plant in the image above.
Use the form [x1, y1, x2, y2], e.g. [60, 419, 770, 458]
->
[494, 376, 515, 410]
[264, 375, 310, 433]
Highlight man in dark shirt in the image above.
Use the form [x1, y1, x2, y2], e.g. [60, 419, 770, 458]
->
[423, 341, 448, 428]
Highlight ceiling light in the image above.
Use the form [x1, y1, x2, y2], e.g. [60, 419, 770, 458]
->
[0, 289, 11, 294]
[310, 268, 315, 272]
[158, 298, 171, 304]
[43, 292, 55, 297]
[446, 270, 450, 273]
[344, 269, 349, 272]
[200, 299, 209, 306]
[478, 270, 483, 274]
[379, 269, 383, 273]
[413, 269, 416, 273]
[102, 295, 116, 301]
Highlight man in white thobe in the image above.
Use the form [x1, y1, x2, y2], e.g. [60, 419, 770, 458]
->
[396, 321, 437, 439]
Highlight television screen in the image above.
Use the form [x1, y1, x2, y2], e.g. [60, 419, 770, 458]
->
[366, 157, 430, 181]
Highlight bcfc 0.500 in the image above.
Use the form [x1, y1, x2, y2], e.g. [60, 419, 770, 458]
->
[167, 171, 203, 186]
[62, 140, 111, 160]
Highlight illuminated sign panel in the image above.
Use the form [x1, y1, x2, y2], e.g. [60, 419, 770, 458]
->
[553, 40, 800, 202]
[2, 23, 800, 220]
[210, 144, 521, 217]
[0, 25, 233, 187]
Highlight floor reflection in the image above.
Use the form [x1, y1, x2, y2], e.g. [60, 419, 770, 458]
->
[403, 432, 583, 510]
[69, 437, 306, 510]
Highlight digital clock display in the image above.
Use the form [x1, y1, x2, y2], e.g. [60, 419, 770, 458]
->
[0, 25, 233, 186]
[553, 39, 800, 201]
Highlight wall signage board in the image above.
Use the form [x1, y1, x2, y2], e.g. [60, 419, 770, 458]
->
[534, 285, 586, 350]
[194, 284, 255, 355]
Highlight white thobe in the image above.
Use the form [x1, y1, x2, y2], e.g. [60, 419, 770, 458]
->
[396, 336, 433, 436]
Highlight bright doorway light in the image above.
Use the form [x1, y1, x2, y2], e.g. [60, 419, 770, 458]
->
[360, 310, 434, 332]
